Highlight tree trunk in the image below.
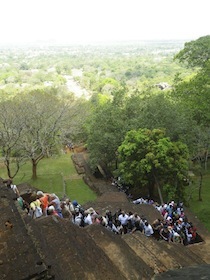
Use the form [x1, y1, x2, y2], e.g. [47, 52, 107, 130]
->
[153, 174, 164, 205]
[115, 158, 118, 170]
[198, 171, 203, 201]
[147, 181, 154, 198]
[5, 158, 12, 179]
[204, 148, 209, 170]
[32, 159, 37, 180]
[157, 184, 164, 205]
[5, 156, 21, 179]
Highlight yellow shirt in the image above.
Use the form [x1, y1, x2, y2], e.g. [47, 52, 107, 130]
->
[30, 199, 42, 211]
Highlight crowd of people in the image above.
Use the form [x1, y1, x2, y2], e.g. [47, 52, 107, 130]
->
[23, 190, 156, 237]
[133, 198, 198, 245]
[28, 192, 200, 245]
[4, 178, 199, 246]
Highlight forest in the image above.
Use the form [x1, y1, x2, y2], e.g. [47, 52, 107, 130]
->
[0, 36, 210, 206]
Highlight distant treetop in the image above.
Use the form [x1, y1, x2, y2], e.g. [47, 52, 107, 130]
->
[174, 35, 210, 68]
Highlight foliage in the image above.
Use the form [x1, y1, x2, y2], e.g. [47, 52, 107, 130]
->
[15, 91, 70, 179]
[86, 87, 127, 170]
[118, 128, 189, 202]
[0, 41, 188, 98]
[0, 98, 27, 178]
[0, 89, 87, 179]
[174, 35, 210, 68]
[173, 61, 210, 126]
[187, 168, 210, 231]
[172, 37, 210, 170]
[135, 92, 196, 143]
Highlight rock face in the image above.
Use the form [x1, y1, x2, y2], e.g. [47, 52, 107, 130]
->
[154, 82, 171, 90]
[1, 153, 210, 280]
[0, 178, 53, 280]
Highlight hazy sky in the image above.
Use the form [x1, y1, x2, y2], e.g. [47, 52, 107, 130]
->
[1, 0, 209, 45]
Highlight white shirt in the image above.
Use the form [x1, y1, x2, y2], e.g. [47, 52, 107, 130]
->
[74, 213, 82, 226]
[118, 213, 129, 225]
[11, 184, 18, 194]
[84, 214, 93, 225]
[144, 224, 154, 237]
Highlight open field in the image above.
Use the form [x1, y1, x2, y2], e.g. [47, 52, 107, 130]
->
[0, 153, 97, 205]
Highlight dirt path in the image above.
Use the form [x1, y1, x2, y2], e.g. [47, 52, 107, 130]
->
[64, 74, 91, 99]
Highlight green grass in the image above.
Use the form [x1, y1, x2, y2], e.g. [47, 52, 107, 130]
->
[187, 173, 210, 232]
[0, 153, 97, 205]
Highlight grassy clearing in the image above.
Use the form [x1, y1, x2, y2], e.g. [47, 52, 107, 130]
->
[187, 172, 210, 231]
[0, 153, 97, 205]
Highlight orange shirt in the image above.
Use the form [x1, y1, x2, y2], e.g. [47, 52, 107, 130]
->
[40, 194, 49, 210]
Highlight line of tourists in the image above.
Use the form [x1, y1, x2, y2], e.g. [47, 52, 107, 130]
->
[25, 190, 155, 237]
[8, 180, 199, 246]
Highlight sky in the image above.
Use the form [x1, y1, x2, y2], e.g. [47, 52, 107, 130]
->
[1, 0, 209, 45]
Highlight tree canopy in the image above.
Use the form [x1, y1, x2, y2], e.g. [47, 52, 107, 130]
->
[0, 89, 87, 179]
[174, 35, 210, 68]
[118, 128, 189, 203]
[86, 87, 127, 170]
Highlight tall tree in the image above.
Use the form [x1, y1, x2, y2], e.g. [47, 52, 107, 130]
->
[173, 61, 210, 126]
[86, 87, 127, 172]
[173, 37, 210, 171]
[118, 128, 189, 203]
[17, 91, 71, 179]
[137, 92, 196, 143]
[0, 99, 25, 178]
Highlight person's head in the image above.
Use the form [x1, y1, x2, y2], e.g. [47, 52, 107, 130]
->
[37, 191, 44, 198]
[88, 207, 94, 215]
[84, 210, 89, 216]
[178, 217, 183, 224]
[30, 192, 37, 202]
[65, 198, 70, 204]
[72, 200, 78, 207]
[50, 193, 57, 200]
[145, 221, 148, 226]
[48, 205, 55, 215]
[60, 201, 66, 209]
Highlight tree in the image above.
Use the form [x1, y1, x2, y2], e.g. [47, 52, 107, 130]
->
[173, 61, 210, 125]
[0, 99, 26, 179]
[136, 92, 196, 143]
[118, 128, 189, 203]
[86, 87, 127, 173]
[174, 35, 210, 68]
[173, 36, 210, 172]
[17, 91, 71, 179]
[60, 97, 91, 145]
[0, 87, 89, 180]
